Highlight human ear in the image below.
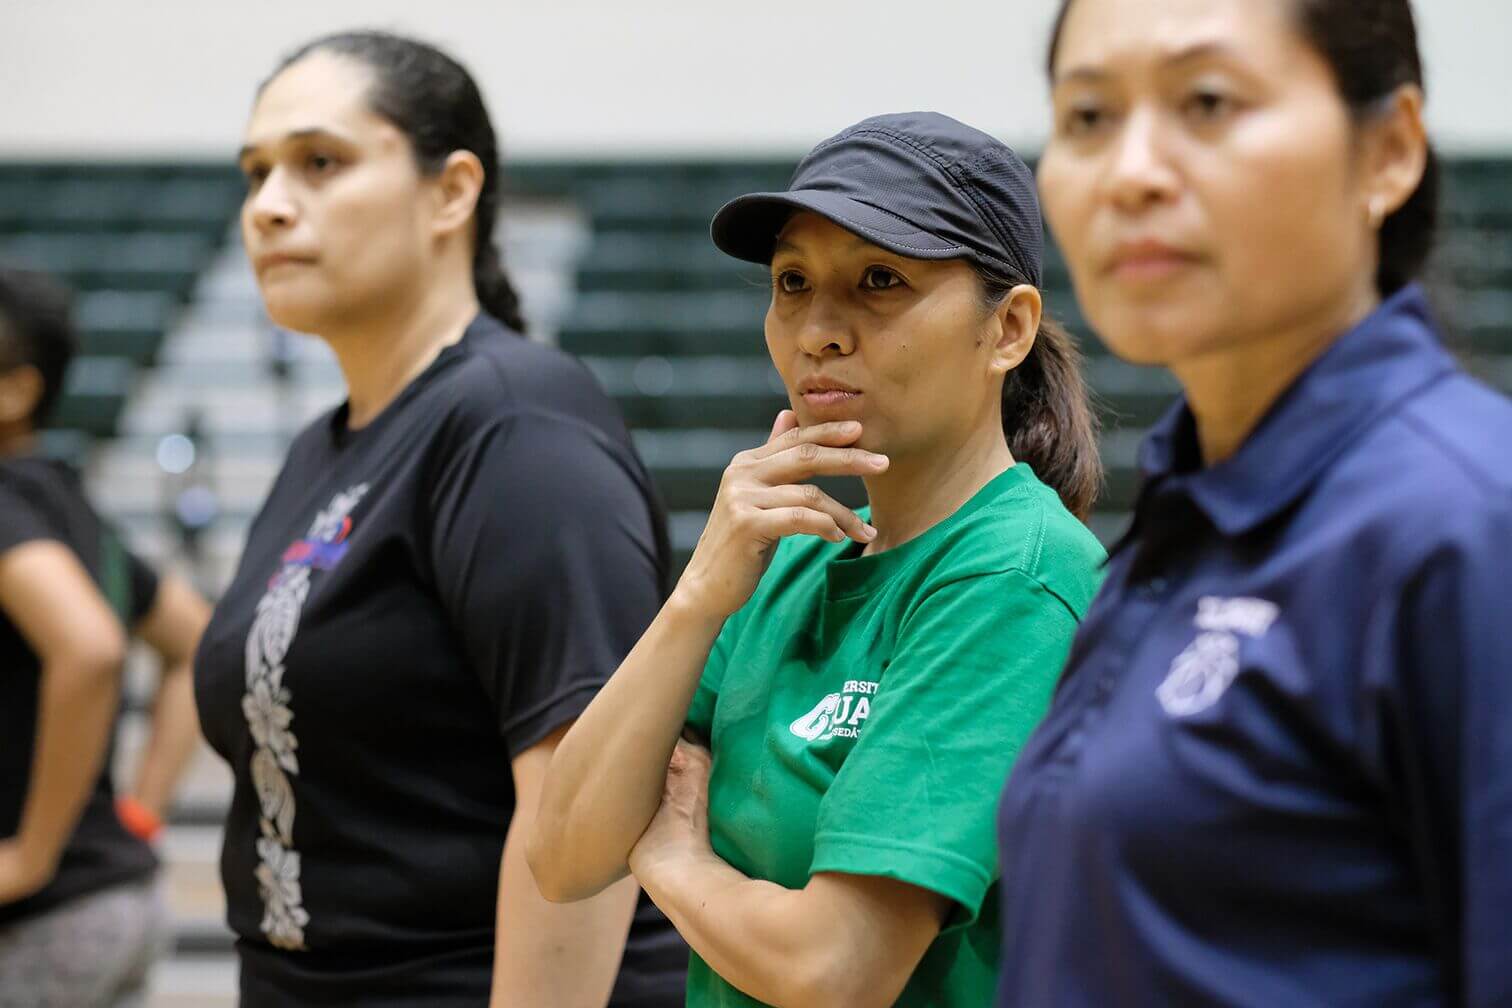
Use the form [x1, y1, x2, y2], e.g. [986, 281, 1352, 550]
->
[430, 150, 486, 240]
[988, 284, 1043, 375]
[1358, 84, 1428, 228]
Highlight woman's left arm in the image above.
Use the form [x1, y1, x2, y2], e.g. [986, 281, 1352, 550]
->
[630, 741, 948, 1008]
[425, 414, 669, 1003]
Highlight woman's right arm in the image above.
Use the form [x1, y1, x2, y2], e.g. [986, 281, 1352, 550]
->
[0, 541, 126, 903]
[527, 413, 885, 902]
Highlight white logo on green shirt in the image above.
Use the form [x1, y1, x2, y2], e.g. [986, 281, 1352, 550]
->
[789, 679, 877, 742]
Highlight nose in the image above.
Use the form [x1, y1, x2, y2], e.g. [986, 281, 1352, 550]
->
[1103, 105, 1180, 215]
[245, 166, 299, 234]
[794, 292, 857, 358]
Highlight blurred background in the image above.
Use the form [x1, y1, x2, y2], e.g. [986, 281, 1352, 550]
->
[3, 2, 1510, 1004]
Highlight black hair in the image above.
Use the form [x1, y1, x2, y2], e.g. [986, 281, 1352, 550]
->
[974, 264, 1102, 520]
[0, 267, 76, 427]
[269, 30, 527, 332]
[1047, 0, 1435, 297]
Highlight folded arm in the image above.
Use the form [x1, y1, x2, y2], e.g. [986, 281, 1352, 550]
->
[628, 741, 947, 1008]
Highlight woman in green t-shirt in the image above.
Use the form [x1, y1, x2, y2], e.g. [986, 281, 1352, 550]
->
[530, 112, 1108, 1007]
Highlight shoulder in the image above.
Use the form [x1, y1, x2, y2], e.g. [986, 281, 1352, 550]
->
[0, 459, 76, 541]
[1317, 370, 1512, 580]
[1392, 372, 1512, 501]
[431, 315, 628, 444]
[926, 474, 1107, 618]
[0, 456, 69, 498]
[419, 321, 659, 519]
[400, 320, 653, 504]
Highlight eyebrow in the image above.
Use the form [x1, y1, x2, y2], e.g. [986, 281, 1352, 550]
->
[771, 234, 879, 258]
[237, 127, 350, 164]
[1053, 41, 1242, 86]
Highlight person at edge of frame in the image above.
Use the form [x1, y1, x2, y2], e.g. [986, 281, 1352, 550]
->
[998, 1, 1512, 1005]
[0, 266, 211, 1008]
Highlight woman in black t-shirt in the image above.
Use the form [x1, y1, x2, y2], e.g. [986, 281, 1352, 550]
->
[0, 268, 211, 1007]
[195, 30, 686, 1007]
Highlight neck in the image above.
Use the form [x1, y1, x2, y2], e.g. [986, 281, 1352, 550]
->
[862, 420, 1014, 554]
[322, 269, 480, 430]
[0, 427, 35, 458]
[1174, 282, 1380, 465]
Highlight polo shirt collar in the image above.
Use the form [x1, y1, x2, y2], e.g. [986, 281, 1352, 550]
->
[1136, 284, 1454, 538]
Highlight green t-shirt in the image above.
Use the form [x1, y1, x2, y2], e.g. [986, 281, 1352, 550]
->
[682, 463, 1107, 1008]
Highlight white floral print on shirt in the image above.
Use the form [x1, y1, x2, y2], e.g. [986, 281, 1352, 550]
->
[241, 483, 368, 951]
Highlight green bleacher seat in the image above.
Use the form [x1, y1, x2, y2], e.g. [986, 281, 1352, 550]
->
[74, 289, 178, 364]
[0, 231, 213, 298]
[0, 163, 243, 438]
[0, 156, 1505, 526]
[50, 355, 133, 436]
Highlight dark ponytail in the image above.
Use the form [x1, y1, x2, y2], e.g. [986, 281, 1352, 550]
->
[976, 265, 1102, 521]
[269, 30, 528, 333]
[1047, 0, 1436, 297]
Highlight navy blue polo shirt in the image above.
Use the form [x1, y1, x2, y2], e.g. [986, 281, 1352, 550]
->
[996, 286, 1512, 1007]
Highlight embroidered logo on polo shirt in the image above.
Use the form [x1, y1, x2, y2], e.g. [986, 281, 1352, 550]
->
[1157, 596, 1279, 718]
[790, 679, 878, 742]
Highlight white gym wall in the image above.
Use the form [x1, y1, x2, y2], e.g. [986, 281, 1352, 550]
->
[2, 0, 1508, 159]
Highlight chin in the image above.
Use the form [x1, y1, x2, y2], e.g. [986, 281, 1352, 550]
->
[1083, 295, 1227, 369]
[258, 287, 337, 337]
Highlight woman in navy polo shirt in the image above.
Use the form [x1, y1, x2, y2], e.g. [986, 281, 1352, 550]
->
[998, 0, 1512, 1005]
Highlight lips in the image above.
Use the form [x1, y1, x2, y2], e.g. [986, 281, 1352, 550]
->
[797, 377, 863, 411]
[254, 252, 317, 272]
[1105, 239, 1200, 282]
[798, 377, 861, 396]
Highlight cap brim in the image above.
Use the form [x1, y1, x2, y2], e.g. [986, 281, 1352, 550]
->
[710, 189, 966, 265]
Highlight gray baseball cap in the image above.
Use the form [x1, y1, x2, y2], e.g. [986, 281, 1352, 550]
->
[711, 111, 1043, 287]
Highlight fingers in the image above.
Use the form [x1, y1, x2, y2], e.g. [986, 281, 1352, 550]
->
[672, 737, 712, 768]
[748, 505, 858, 545]
[749, 419, 866, 460]
[767, 409, 799, 444]
[755, 441, 889, 485]
[750, 484, 876, 544]
[665, 739, 712, 799]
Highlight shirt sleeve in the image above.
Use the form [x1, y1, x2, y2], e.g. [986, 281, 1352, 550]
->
[809, 569, 1078, 927]
[428, 414, 665, 758]
[684, 535, 796, 743]
[1379, 504, 1512, 1007]
[125, 546, 160, 627]
[0, 481, 55, 556]
[684, 609, 744, 744]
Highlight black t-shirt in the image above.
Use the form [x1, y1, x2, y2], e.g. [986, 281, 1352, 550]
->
[194, 313, 687, 1006]
[0, 456, 160, 928]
